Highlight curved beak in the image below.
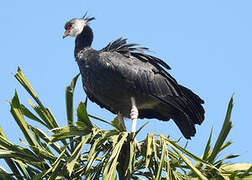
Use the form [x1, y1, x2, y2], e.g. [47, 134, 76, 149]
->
[62, 30, 69, 39]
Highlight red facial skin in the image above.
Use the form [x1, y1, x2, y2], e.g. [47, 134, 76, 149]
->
[63, 24, 72, 38]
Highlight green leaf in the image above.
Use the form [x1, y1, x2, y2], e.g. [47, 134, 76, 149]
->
[66, 134, 91, 176]
[0, 167, 16, 180]
[66, 73, 80, 125]
[20, 104, 47, 127]
[15, 68, 59, 129]
[29, 126, 55, 156]
[85, 138, 100, 173]
[103, 132, 128, 179]
[14, 67, 44, 108]
[135, 121, 149, 136]
[0, 127, 7, 140]
[127, 139, 136, 176]
[152, 135, 158, 163]
[194, 128, 213, 169]
[51, 124, 91, 142]
[13, 160, 30, 179]
[0, 131, 23, 178]
[88, 114, 111, 126]
[145, 134, 153, 170]
[161, 135, 212, 168]
[220, 163, 252, 172]
[0, 149, 41, 164]
[0, 134, 39, 161]
[27, 99, 57, 129]
[30, 145, 56, 161]
[65, 74, 80, 152]
[155, 138, 166, 180]
[1, 160, 21, 179]
[4, 70, 250, 179]
[215, 154, 240, 167]
[29, 126, 66, 157]
[85, 128, 107, 171]
[208, 95, 233, 164]
[77, 102, 93, 127]
[111, 116, 126, 132]
[203, 128, 213, 161]
[10, 91, 37, 147]
[166, 141, 207, 180]
[41, 148, 66, 178]
[220, 141, 232, 152]
[164, 144, 170, 179]
[43, 108, 58, 129]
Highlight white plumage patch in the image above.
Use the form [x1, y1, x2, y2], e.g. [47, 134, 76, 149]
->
[69, 19, 87, 37]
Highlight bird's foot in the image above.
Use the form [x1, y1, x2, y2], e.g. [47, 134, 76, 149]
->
[130, 97, 138, 133]
[130, 106, 139, 121]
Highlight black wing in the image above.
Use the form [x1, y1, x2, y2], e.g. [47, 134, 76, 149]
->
[101, 38, 171, 70]
[99, 38, 205, 139]
[101, 38, 181, 96]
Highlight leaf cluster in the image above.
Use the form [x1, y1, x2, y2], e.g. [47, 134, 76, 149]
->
[0, 68, 251, 179]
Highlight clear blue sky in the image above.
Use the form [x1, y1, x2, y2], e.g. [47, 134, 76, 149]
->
[1, 0, 251, 168]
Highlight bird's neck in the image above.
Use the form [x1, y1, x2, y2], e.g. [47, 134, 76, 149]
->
[74, 25, 93, 58]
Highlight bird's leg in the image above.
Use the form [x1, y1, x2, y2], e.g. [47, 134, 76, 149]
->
[130, 97, 141, 151]
[118, 112, 126, 129]
[130, 97, 138, 133]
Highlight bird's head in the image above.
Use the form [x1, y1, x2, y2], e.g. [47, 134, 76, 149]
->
[63, 14, 95, 39]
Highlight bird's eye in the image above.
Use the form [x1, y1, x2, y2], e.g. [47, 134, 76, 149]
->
[64, 23, 73, 30]
[68, 23, 73, 29]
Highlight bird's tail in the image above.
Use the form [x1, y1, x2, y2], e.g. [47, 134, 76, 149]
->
[154, 85, 205, 139]
[172, 85, 205, 139]
[179, 85, 205, 124]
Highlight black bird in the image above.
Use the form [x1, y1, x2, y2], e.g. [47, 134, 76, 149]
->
[63, 15, 205, 139]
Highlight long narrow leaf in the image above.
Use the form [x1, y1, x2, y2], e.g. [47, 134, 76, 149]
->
[135, 121, 149, 136]
[14, 67, 44, 108]
[220, 163, 252, 172]
[167, 141, 207, 180]
[111, 116, 126, 132]
[208, 96, 233, 164]
[155, 138, 165, 180]
[20, 104, 47, 127]
[66, 134, 91, 176]
[0, 167, 16, 180]
[65, 74, 80, 152]
[103, 133, 128, 179]
[66, 73, 80, 125]
[145, 134, 153, 170]
[203, 128, 213, 161]
[15, 68, 59, 129]
[0, 128, 23, 179]
[51, 125, 90, 142]
[41, 148, 66, 178]
[28, 100, 54, 129]
[164, 144, 170, 179]
[13, 160, 30, 179]
[160, 135, 212, 167]
[10, 91, 37, 147]
[29, 126, 64, 156]
[77, 102, 93, 127]
[194, 128, 213, 169]
[88, 114, 111, 126]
